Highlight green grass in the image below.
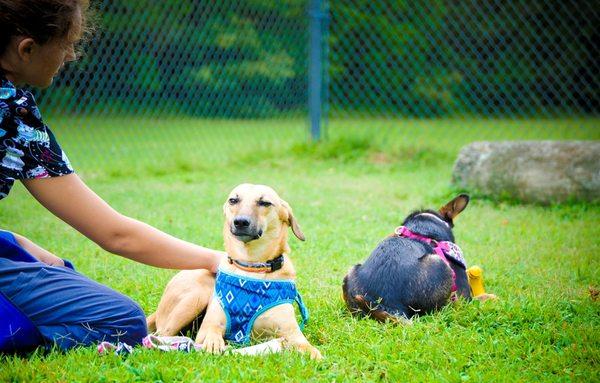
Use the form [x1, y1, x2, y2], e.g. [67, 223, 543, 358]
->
[1, 117, 599, 382]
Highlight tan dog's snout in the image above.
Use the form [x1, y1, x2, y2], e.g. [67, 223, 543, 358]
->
[232, 215, 252, 230]
[231, 214, 262, 242]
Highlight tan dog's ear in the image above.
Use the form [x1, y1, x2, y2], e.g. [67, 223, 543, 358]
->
[223, 201, 229, 216]
[439, 194, 470, 221]
[280, 199, 305, 241]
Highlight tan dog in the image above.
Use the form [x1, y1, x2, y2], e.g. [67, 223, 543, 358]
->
[147, 183, 321, 359]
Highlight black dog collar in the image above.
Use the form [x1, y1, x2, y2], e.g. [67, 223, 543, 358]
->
[227, 254, 284, 273]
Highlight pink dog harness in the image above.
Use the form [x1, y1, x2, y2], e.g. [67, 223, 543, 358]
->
[394, 226, 467, 300]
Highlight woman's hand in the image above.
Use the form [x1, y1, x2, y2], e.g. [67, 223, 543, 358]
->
[12, 232, 65, 267]
[23, 174, 223, 270]
[36, 252, 66, 267]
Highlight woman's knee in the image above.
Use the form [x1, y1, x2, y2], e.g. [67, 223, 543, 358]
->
[1, 262, 149, 350]
[82, 290, 148, 345]
[40, 293, 148, 350]
[110, 298, 148, 344]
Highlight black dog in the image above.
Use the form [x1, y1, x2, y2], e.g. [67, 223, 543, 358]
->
[342, 194, 471, 322]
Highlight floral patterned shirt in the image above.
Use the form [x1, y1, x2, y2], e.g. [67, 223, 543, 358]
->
[0, 74, 74, 200]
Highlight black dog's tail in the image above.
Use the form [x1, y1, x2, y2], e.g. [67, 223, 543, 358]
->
[342, 268, 412, 325]
[350, 295, 412, 325]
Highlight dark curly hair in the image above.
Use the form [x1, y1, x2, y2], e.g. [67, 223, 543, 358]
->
[0, 0, 93, 57]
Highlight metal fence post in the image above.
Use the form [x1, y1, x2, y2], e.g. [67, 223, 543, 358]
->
[308, 0, 326, 141]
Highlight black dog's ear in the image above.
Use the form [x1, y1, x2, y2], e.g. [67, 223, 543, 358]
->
[439, 194, 470, 222]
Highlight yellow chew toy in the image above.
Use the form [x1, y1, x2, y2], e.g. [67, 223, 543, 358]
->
[467, 265, 486, 297]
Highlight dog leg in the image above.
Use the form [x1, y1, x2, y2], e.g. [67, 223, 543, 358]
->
[195, 298, 227, 354]
[150, 270, 215, 336]
[255, 304, 322, 360]
[146, 312, 157, 333]
[282, 330, 322, 360]
[156, 293, 208, 336]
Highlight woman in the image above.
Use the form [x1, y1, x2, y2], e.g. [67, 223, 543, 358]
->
[0, 0, 224, 352]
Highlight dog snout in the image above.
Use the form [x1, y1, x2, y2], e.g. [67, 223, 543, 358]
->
[230, 215, 262, 242]
[233, 216, 251, 229]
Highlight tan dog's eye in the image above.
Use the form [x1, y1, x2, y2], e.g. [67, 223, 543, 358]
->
[228, 197, 240, 205]
[257, 200, 272, 207]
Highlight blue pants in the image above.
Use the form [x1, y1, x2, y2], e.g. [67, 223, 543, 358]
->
[0, 230, 147, 353]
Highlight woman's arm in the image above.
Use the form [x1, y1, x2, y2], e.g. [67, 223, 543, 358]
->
[22, 174, 224, 271]
[12, 232, 65, 266]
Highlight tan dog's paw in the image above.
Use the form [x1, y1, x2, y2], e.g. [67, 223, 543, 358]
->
[201, 332, 226, 354]
[308, 345, 323, 360]
[293, 343, 323, 360]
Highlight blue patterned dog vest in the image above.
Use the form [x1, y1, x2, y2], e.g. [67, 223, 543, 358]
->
[215, 268, 309, 345]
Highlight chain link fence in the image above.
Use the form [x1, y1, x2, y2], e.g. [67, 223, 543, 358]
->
[34, 0, 599, 168]
[328, 1, 598, 118]
[43, 0, 308, 118]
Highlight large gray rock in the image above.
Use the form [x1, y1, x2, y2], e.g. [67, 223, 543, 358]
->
[452, 141, 600, 204]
